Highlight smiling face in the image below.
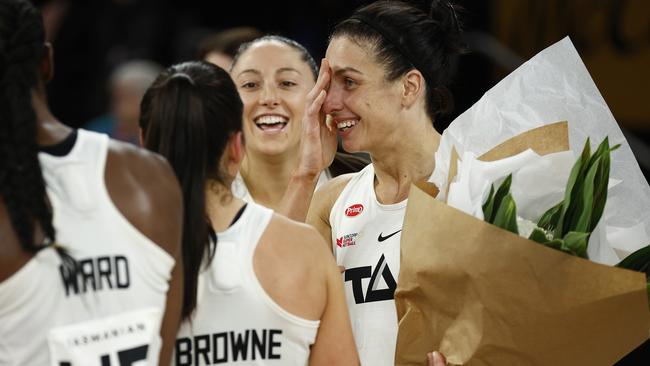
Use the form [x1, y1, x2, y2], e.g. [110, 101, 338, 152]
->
[324, 36, 404, 154]
[231, 40, 315, 158]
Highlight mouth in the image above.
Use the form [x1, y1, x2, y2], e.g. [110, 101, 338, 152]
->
[336, 119, 358, 133]
[254, 114, 289, 133]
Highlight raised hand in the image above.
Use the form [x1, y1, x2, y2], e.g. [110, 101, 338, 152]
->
[296, 58, 338, 179]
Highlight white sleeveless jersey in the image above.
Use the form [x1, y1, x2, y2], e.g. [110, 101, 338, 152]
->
[232, 171, 331, 204]
[175, 202, 319, 366]
[0, 130, 174, 366]
[329, 164, 406, 366]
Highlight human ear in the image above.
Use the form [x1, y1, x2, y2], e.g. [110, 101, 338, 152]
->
[225, 131, 245, 176]
[401, 69, 424, 108]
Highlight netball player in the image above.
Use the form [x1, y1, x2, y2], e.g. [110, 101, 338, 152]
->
[306, 1, 464, 364]
[0, 0, 183, 364]
[139, 61, 359, 365]
[229, 35, 367, 221]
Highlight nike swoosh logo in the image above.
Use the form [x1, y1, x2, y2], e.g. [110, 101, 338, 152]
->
[378, 229, 402, 242]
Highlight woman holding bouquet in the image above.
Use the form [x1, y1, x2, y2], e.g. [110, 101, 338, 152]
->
[305, 0, 464, 364]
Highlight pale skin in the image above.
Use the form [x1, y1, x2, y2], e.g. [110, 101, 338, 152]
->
[0, 44, 184, 365]
[306, 36, 440, 246]
[205, 132, 359, 365]
[230, 40, 337, 221]
[303, 36, 447, 363]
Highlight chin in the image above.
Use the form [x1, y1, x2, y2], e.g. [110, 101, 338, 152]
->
[341, 139, 365, 154]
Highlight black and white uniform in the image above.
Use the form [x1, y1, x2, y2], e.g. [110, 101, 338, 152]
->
[175, 202, 319, 366]
[0, 130, 174, 365]
[329, 164, 406, 366]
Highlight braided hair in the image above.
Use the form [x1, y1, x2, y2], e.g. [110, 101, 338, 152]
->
[0, 0, 55, 253]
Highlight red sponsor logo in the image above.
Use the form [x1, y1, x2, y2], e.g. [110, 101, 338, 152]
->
[336, 233, 358, 248]
[345, 204, 364, 217]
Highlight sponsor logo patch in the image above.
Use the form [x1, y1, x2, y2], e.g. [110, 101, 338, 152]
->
[336, 233, 359, 248]
[345, 204, 364, 217]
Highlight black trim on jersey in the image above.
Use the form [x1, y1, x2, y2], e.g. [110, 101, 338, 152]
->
[229, 203, 248, 228]
[38, 130, 78, 157]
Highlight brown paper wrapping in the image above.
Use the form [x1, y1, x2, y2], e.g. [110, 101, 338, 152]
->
[395, 122, 650, 365]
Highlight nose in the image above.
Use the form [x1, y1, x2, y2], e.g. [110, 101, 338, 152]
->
[323, 81, 343, 114]
[259, 83, 279, 107]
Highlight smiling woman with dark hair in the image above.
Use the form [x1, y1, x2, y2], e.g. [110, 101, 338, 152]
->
[228, 35, 368, 221]
[139, 60, 359, 365]
[305, 1, 465, 364]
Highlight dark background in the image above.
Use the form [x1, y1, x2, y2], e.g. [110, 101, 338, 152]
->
[33, 0, 650, 170]
[31, 0, 650, 362]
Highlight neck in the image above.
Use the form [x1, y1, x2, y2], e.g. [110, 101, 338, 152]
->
[240, 146, 301, 210]
[32, 90, 71, 146]
[205, 182, 246, 232]
[370, 116, 440, 204]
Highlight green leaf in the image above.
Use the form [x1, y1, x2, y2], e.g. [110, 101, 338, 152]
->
[489, 174, 513, 223]
[555, 139, 591, 238]
[562, 231, 590, 258]
[572, 156, 599, 233]
[617, 245, 650, 274]
[482, 184, 495, 223]
[492, 193, 518, 234]
[543, 239, 564, 250]
[537, 201, 563, 233]
[528, 227, 550, 244]
[590, 140, 612, 231]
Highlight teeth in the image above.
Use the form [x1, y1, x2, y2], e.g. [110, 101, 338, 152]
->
[255, 115, 288, 125]
[336, 120, 357, 129]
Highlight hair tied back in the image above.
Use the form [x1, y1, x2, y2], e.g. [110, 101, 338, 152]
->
[168, 72, 195, 86]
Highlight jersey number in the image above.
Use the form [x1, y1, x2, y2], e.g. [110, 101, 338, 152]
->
[58, 344, 147, 366]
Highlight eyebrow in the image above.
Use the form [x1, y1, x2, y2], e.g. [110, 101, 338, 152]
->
[277, 67, 301, 75]
[236, 67, 302, 78]
[236, 69, 260, 78]
[333, 67, 364, 76]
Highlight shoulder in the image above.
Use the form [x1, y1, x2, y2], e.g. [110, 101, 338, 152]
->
[263, 213, 334, 273]
[267, 213, 329, 254]
[315, 172, 357, 203]
[104, 140, 182, 256]
[106, 139, 180, 203]
[306, 172, 358, 239]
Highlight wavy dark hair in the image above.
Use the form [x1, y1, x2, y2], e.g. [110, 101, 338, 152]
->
[139, 61, 243, 319]
[0, 0, 57, 254]
[332, 0, 466, 125]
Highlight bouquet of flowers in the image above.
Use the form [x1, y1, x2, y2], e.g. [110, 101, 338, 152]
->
[394, 38, 650, 366]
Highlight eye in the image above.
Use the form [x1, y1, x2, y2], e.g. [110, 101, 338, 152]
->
[240, 81, 258, 89]
[280, 80, 297, 88]
[344, 77, 357, 88]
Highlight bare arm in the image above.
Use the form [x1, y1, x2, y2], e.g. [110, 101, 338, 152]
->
[277, 59, 337, 222]
[277, 172, 320, 222]
[305, 174, 354, 252]
[105, 143, 183, 365]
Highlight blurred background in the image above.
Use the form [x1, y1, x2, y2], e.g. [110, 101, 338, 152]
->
[33, 0, 649, 182]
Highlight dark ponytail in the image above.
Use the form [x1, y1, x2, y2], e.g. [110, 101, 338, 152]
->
[139, 61, 243, 319]
[332, 0, 466, 124]
[0, 0, 56, 253]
